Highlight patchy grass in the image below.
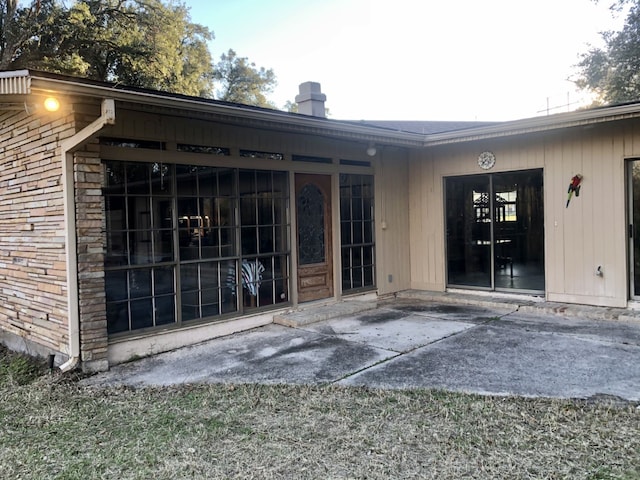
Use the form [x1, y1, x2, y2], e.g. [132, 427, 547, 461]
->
[0, 345, 48, 386]
[0, 348, 639, 479]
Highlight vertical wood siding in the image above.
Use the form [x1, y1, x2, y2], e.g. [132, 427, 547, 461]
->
[375, 148, 411, 295]
[409, 121, 637, 307]
[103, 109, 409, 301]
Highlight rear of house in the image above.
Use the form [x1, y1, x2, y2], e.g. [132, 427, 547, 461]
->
[1, 70, 640, 372]
[411, 112, 638, 309]
[0, 71, 415, 371]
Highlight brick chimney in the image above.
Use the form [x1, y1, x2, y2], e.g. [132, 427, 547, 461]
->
[295, 81, 326, 117]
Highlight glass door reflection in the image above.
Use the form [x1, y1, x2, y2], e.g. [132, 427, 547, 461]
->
[446, 169, 544, 293]
[445, 175, 492, 288]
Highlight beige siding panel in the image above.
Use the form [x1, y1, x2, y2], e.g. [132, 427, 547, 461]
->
[561, 134, 587, 295]
[408, 152, 444, 291]
[544, 139, 563, 296]
[544, 126, 627, 307]
[375, 150, 411, 294]
[409, 127, 633, 307]
[107, 108, 379, 164]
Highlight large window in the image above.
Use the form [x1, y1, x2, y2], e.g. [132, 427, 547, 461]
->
[340, 174, 375, 292]
[104, 161, 290, 335]
[237, 170, 290, 309]
[104, 162, 176, 333]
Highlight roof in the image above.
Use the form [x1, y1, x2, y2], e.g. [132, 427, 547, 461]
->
[352, 120, 501, 135]
[4, 69, 640, 148]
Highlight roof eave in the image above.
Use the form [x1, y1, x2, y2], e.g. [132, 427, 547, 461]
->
[423, 103, 640, 146]
[5, 70, 640, 148]
[19, 71, 425, 147]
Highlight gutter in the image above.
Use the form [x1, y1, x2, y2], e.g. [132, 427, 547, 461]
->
[27, 73, 425, 147]
[424, 102, 640, 146]
[59, 99, 116, 372]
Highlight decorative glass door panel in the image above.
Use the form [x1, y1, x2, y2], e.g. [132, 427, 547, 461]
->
[297, 184, 326, 265]
[445, 169, 544, 293]
[295, 174, 333, 302]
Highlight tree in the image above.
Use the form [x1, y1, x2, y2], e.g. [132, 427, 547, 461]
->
[213, 49, 277, 108]
[2, 0, 215, 97]
[0, 0, 58, 70]
[283, 100, 298, 113]
[0, 1, 279, 106]
[576, 1, 640, 104]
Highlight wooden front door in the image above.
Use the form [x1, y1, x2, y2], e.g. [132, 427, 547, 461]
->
[295, 174, 333, 302]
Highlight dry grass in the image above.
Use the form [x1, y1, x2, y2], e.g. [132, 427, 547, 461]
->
[1, 347, 639, 479]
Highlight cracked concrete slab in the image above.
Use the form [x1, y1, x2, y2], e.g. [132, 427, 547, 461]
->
[82, 300, 640, 402]
[302, 307, 475, 353]
[339, 321, 640, 401]
[82, 324, 396, 387]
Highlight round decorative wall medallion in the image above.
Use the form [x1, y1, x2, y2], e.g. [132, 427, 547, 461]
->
[477, 151, 496, 170]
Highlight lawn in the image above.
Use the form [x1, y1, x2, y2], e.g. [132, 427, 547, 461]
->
[1, 346, 639, 479]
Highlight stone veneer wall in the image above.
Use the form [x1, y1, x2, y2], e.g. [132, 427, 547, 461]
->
[0, 109, 74, 359]
[74, 141, 109, 372]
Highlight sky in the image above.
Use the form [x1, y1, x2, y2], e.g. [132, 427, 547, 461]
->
[184, 0, 628, 121]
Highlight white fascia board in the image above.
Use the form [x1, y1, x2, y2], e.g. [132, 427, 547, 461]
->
[27, 73, 424, 147]
[424, 104, 640, 146]
[18, 69, 640, 148]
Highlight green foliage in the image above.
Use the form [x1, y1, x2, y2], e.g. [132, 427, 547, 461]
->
[284, 99, 299, 113]
[0, 1, 280, 106]
[213, 49, 277, 108]
[25, 0, 213, 96]
[576, 1, 640, 104]
[0, 0, 57, 70]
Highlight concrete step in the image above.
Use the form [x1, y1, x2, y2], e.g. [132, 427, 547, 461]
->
[273, 300, 377, 327]
[397, 289, 640, 323]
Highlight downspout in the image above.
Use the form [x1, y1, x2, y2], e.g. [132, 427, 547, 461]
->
[59, 99, 116, 372]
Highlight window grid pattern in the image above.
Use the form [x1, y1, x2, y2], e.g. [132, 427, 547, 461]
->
[238, 170, 290, 309]
[104, 161, 290, 335]
[104, 162, 176, 333]
[176, 165, 239, 322]
[340, 174, 375, 292]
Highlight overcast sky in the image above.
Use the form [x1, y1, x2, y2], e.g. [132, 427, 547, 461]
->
[186, 0, 627, 121]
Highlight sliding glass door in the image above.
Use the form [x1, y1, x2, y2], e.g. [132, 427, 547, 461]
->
[445, 169, 544, 293]
[629, 159, 640, 299]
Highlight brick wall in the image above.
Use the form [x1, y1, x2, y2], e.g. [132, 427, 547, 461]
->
[74, 141, 109, 371]
[0, 109, 74, 359]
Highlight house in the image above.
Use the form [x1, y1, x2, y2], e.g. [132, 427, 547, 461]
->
[1, 69, 639, 372]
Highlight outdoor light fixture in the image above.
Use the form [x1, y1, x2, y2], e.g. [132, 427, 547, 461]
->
[8, 96, 63, 114]
[366, 143, 377, 156]
[43, 96, 60, 112]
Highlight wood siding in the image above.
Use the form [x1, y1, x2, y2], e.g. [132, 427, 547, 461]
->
[409, 121, 637, 307]
[375, 148, 411, 295]
[101, 108, 410, 300]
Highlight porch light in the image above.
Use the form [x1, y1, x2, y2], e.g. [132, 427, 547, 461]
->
[43, 96, 60, 112]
